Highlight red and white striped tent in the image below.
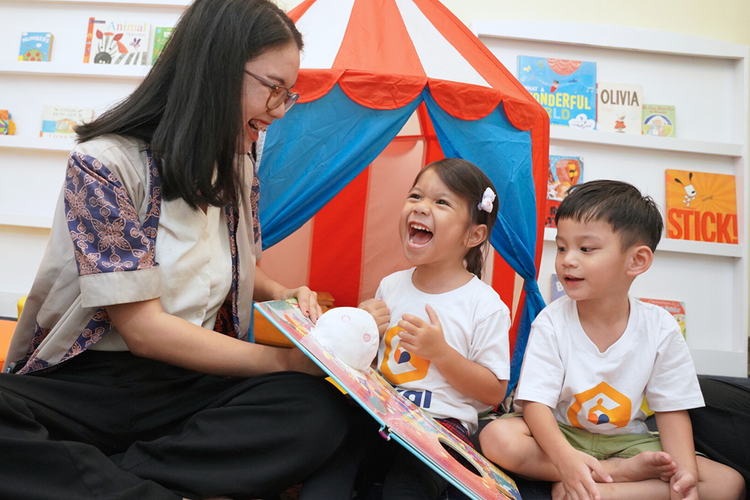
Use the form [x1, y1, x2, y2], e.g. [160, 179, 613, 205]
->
[258, 0, 549, 390]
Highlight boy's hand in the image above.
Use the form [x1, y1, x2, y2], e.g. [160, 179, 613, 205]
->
[670, 468, 699, 500]
[358, 298, 390, 337]
[556, 449, 611, 500]
[397, 304, 449, 361]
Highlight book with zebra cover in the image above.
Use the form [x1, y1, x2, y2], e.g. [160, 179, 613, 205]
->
[83, 18, 150, 65]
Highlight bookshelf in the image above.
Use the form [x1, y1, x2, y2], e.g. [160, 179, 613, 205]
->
[0, 0, 185, 316]
[474, 21, 749, 377]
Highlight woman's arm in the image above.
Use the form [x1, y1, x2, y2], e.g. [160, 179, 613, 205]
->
[107, 298, 320, 377]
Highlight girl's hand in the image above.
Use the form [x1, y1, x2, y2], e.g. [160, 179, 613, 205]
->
[358, 298, 390, 337]
[397, 304, 449, 361]
[281, 286, 323, 323]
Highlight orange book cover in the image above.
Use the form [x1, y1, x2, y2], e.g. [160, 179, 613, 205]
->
[665, 169, 738, 244]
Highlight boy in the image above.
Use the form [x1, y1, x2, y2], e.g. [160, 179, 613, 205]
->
[479, 180, 745, 500]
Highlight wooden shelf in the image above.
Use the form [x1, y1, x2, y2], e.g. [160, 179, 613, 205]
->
[550, 127, 744, 158]
[0, 136, 75, 152]
[543, 227, 744, 258]
[0, 61, 151, 79]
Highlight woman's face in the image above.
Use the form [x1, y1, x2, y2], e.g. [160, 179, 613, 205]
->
[241, 42, 300, 153]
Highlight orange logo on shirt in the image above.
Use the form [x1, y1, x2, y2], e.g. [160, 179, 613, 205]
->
[379, 325, 430, 384]
[567, 381, 632, 429]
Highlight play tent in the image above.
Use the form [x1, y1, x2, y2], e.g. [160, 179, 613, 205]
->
[257, 0, 549, 393]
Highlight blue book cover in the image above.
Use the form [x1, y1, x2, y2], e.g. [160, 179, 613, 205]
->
[518, 56, 596, 128]
[19, 32, 53, 62]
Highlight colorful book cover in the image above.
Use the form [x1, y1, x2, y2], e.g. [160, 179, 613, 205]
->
[637, 298, 686, 338]
[151, 27, 174, 64]
[18, 32, 53, 61]
[517, 56, 596, 129]
[255, 299, 521, 500]
[665, 170, 738, 244]
[83, 18, 150, 65]
[546, 156, 583, 228]
[642, 104, 676, 138]
[40, 105, 94, 139]
[551, 274, 567, 301]
[0, 110, 16, 135]
[596, 83, 643, 134]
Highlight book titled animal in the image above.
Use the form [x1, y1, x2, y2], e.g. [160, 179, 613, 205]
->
[642, 104, 675, 137]
[83, 18, 150, 65]
[40, 105, 94, 139]
[517, 56, 596, 129]
[18, 32, 53, 61]
[665, 169, 738, 244]
[546, 156, 583, 228]
[597, 83, 643, 134]
[151, 27, 174, 64]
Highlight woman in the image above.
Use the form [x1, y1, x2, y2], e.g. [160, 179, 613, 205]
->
[0, 1, 353, 499]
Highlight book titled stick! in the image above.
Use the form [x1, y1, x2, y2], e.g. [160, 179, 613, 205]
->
[665, 169, 738, 244]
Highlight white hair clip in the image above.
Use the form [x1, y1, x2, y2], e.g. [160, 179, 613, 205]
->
[478, 187, 496, 213]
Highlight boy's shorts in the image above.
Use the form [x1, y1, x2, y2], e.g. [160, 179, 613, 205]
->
[557, 422, 663, 460]
[494, 412, 663, 460]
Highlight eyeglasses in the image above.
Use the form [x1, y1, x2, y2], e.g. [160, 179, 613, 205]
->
[244, 70, 299, 112]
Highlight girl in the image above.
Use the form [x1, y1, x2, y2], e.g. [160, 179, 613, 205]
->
[371, 158, 511, 498]
[0, 1, 357, 499]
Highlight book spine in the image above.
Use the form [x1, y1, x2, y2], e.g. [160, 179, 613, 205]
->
[83, 18, 95, 63]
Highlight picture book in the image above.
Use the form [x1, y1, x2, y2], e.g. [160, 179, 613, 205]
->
[0, 110, 16, 135]
[546, 155, 583, 228]
[255, 299, 521, 500]
[642, 105, 676, 138]
[151, 27, 174, 64]
[83, 18, 150, 65]
[18, 32, 53, 61]
[596, 83, 643, 134]
[637, 298, 686, 338]
[665, 169, 738, 244]
[551, 274, 566, 301]
[40, 105, 94, 139]
[517, 56, 596, 129]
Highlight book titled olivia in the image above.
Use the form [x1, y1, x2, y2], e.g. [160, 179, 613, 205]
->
[597, 83, 643, 134]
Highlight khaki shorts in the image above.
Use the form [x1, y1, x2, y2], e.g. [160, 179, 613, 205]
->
[498, 412, 662, 460]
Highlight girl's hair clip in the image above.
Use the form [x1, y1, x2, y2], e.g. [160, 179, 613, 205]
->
[478, 187, 496, 213]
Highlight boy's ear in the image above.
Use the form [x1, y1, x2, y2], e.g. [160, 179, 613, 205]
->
[626, 245, 654, 277]
[467, 224, 488, 249]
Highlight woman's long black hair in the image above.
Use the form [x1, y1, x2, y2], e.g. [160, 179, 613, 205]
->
[75, 0, 303, 209]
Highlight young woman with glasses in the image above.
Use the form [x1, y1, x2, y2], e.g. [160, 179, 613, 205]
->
[0, 1, 361, 499]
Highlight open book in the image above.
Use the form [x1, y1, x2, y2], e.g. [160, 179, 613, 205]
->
[254, 299, 520, 500]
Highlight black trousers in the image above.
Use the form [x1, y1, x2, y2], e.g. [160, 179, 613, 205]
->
[0, 351, 350, 500]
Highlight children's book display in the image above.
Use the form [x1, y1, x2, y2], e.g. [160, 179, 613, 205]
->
[665, 169, 738, 244]
[642, 104, 676, 137]
[546, 155, 583, 228]
[637, 298, 686, 338]
[0, 110, 16, 135]
[18, 32, 53, 61]
[254, 299, 521, 500]
[517, 56, 596, 129]
[40, 105, 94, 139]
[83, 18, 150, 65]
[152, 27, 174, 64]
[596, 83, 643, 134]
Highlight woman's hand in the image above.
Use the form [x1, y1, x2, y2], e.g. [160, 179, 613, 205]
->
[358, 298, 391, 337]
[281, 286, 323, 323]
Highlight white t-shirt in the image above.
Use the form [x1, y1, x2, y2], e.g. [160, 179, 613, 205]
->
[515, 296, 704, 435]
[376, 268, 511, 433]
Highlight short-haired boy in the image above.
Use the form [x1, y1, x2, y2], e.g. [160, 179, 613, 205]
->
[479, 180, 746, 500]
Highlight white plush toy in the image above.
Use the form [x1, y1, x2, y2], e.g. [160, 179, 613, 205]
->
[311, 307, 379, 371]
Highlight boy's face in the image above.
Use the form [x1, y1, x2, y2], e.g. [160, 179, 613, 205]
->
[554, 218, 633, 302]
